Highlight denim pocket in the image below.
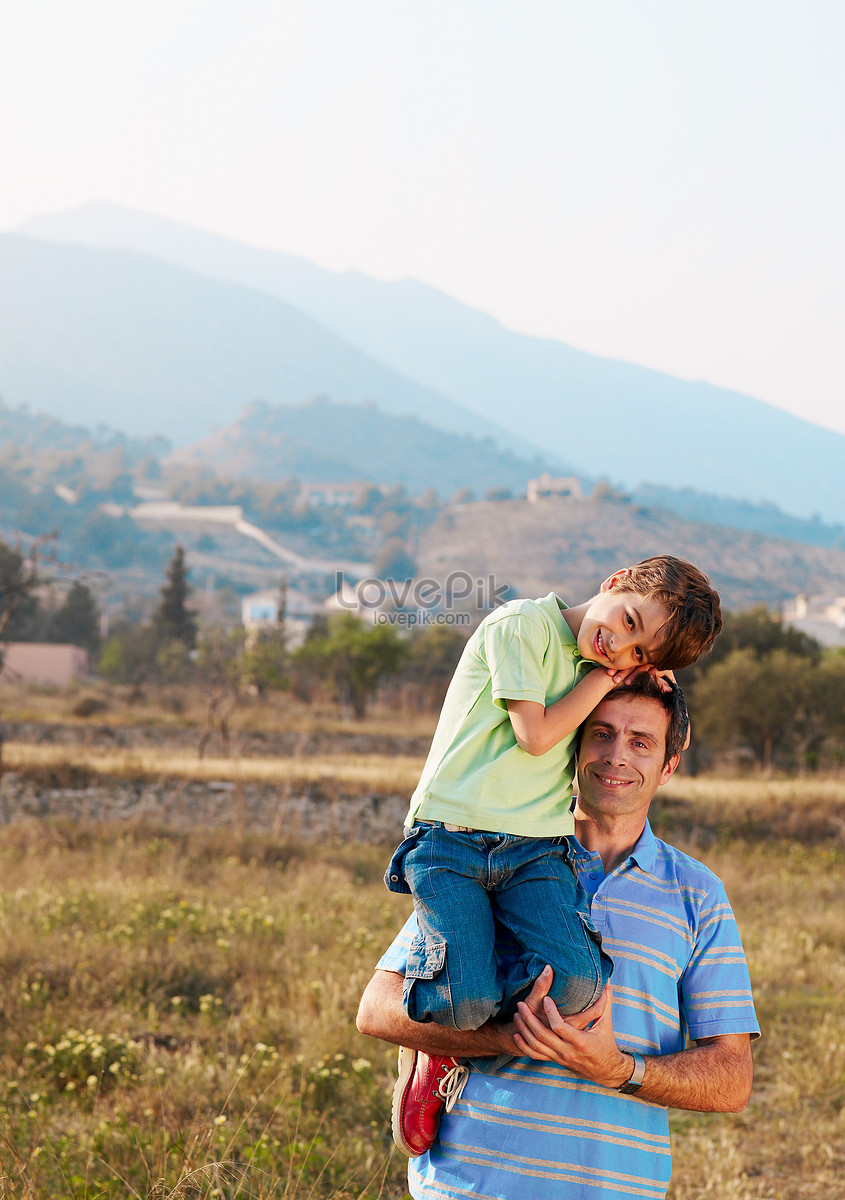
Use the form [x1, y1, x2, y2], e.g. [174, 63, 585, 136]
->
[405, 932, 447, 980]
[384, 824, 424, 895]
[578, 910, 614, 985]
[578, 909, 603, 947]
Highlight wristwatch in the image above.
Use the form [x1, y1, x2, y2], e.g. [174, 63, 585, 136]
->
[618, 1052, 646, 1094]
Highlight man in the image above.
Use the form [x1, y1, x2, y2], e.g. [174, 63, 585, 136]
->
[357, 675, 759, 1200]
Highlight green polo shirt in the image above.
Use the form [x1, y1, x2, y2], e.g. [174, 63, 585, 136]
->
[406, 594, 593, 837]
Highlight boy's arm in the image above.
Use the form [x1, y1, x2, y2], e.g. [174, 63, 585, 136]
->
[507, 668, 630, 756]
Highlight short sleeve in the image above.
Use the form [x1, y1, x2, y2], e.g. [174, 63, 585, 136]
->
[375, 913, 418, 974]
[680, 880, 761, 1042]
[484, 608, 550, 710]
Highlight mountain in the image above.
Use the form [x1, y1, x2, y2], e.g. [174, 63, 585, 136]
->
[0, 233, 543, 455]
[629, 484, 845, 552]
[16, 203, 845, 525]
[416, 497, 845, 613]
[167, 397, 558, 499]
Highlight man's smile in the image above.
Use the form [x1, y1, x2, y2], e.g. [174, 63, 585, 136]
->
[594, 772, 633, 788]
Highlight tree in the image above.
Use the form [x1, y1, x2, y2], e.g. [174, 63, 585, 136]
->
[194, 629, 245, 758]
[243, 577, 290, 694]
[153, 546, 197, 649]
[0, 540, 41, 641]
[46, 582, 101, 655]
[373, 538, 417, 581]
[293, 614, 407, 718]
[404, 624, 469, 709]
[691, 647, 818, 773]
[99, 622, 161, 686]
[677, 604, 822, 693]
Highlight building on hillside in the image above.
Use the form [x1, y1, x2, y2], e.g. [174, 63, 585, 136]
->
[324, 579, 378, 625]
[782, 594, 845, 648]
[526, 473, 584, 503]
[240, 588, 319, 648]
[298, 482, 362, 508]
[0, 643, 89, 686]
[129, 502, 244, 525]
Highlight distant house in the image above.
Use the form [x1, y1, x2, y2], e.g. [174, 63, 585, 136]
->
[526, 473, 583, 503]
[0, 643, 89, 686]
[240, 588, 318, 648]
[298, 483, 362, 508]
[782, 594, 845, 648]
[324, 580, 380, 625]
[130, 502, 244, 525]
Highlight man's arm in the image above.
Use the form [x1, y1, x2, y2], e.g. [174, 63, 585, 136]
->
[356, 969, 517, 1058]
[512, 978, 753, 1113]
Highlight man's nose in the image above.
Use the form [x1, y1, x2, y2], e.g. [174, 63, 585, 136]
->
[602, 737, 626, 763]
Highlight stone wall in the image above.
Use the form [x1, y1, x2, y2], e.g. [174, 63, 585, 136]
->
[0, 774, 407, 843]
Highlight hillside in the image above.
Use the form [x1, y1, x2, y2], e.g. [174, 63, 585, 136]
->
[15, 203, 845, 525]
[168, 397, 558, 498]
[417, 497, 845, 611]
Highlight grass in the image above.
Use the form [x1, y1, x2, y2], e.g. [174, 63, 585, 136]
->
[0, 683, 844, 1197]
[0, 816, 841, 1198]
[2, 743, 424, 793]
[0, 684, 440, 741]
[0, 823, 411, 1199]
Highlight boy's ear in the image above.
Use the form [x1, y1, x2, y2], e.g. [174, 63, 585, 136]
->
[600, 568, 632, 593]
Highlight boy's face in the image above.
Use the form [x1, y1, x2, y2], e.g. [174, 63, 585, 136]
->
[577, 577, 670, 670]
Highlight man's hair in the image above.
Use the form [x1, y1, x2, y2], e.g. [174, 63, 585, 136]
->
[607, 673, 690, 764]
[613, 555, 722, 670]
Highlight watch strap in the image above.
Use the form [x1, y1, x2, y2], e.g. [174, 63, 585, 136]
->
[618, 1051, 646, 1094]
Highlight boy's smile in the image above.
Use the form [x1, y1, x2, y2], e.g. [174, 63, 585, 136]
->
[575, 589, 671, 669]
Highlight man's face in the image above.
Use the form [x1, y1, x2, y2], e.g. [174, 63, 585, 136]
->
[576, 693, 679, 819]
[576, 581, 670, 670]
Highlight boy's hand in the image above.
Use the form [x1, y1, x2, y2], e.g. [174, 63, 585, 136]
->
[610, 664, 675, 692]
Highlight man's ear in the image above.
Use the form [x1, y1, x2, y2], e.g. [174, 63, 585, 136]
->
[659, 754, 680, 786]
[600, 568, 632, 593]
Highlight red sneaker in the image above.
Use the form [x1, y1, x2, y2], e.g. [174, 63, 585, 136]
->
[391, 1046, 469, 1157]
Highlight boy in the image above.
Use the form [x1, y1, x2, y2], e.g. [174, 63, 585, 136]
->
[385, 556, 721, 1155]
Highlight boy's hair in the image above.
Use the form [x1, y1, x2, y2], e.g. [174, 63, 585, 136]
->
[613, 555, 722, 670]
[608, 673, 690, 764]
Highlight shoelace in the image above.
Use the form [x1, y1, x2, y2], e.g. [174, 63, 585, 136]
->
[436, 1062, 470, 1112]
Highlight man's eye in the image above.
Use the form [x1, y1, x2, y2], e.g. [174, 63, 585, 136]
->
[635, 647, 644, 662]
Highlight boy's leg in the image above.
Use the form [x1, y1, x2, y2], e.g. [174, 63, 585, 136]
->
[391, 822, 502, 1030]
[491, 836, 612, 1021]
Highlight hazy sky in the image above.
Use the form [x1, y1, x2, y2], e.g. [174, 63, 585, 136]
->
[2, 0, 843, 434]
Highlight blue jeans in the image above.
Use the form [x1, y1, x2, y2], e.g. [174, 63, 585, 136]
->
[385, 821, 612, 1032]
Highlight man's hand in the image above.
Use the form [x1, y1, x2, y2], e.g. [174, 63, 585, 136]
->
[512, 971, 754, 1111]
[513, 981, 631, 1089]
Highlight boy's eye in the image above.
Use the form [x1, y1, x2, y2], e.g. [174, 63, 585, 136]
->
[625, 613, 635, 630]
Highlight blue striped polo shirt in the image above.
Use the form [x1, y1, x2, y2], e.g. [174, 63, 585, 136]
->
[376, 821, 760, 1200]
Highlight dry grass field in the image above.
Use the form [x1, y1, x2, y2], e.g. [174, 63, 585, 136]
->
[0, 684, 843, 1198]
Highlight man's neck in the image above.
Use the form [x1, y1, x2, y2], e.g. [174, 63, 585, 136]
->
[572, 805, 648, 874]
